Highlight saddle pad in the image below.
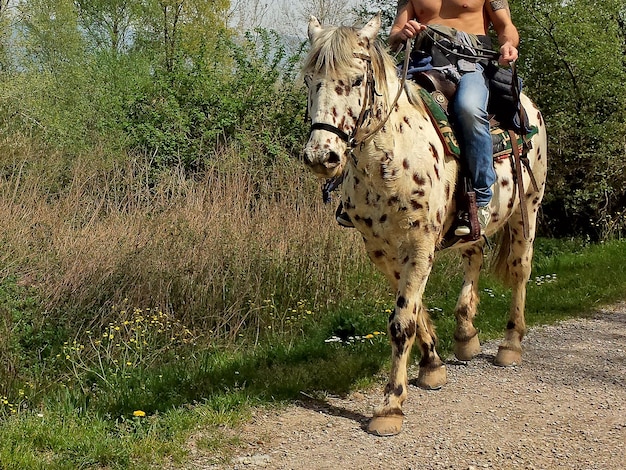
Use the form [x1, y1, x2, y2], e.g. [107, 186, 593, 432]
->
[417, 87, 538, 161]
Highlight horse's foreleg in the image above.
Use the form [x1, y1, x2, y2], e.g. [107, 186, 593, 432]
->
[453, 242, 485, 361]
[414, 301, 447, 388]
[368, 244, 445, 436]
[495, 219, 535, 366]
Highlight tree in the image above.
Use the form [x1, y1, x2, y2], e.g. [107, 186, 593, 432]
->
[134, 0, 230, 72]
[353, 0, 397, 38]
[0, 0, 11, 72]
[512, 0, 626, 238]
[17, 0, 86, 69]
[74, 0, 143, 54]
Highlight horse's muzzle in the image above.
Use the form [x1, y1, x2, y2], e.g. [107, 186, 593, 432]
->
[302, 147, 343, 178]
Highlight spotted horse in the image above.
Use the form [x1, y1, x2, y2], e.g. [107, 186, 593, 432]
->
[301, 14, 548, 436]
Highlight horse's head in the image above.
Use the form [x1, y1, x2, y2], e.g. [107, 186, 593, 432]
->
[301, 14, 391, 179]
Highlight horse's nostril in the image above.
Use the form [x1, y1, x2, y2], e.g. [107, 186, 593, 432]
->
[327, 151, 341, 166]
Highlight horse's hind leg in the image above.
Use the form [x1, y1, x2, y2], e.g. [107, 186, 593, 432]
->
[453, 241, 486, 361]
[494, 219, 534, 366]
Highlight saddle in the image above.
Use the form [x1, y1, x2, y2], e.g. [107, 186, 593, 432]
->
[413, 69, 539, 244]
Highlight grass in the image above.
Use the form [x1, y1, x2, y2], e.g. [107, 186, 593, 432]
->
[1, 149, 626, 468]
[2, 237, 625, 468]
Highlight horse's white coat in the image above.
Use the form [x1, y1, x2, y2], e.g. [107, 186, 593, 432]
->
[302, 14, 548, 435]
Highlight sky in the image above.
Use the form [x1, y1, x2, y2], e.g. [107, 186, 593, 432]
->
[229, 0, 365, 38]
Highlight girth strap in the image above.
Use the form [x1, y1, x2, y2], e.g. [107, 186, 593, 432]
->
[508, 62, 539, 241]
[509, 129, 530, 240]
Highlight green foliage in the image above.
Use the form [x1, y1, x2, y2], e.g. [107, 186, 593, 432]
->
[0, 404, 226, 469]
[1, 0, 307, 173]
[0, 1, 10, 73]
[512, 0, 626, 238]
[353, 0, 398, 38]
[0, 277, 61, 399]
[126, 29, 308, 170]
[3, 238, 626, 467]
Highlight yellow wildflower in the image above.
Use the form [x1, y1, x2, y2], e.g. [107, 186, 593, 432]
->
[133, 410, 146, 417]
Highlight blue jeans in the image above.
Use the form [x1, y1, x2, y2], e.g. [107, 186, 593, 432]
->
[451, 64, 495, 207]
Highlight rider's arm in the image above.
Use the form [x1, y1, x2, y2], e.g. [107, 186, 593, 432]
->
[486, 0, 519, 65]
[389, 0, 424, 52]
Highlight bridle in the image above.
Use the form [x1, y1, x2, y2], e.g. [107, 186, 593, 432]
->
[308, 53, 374, 149]
[307, 40, 411, 150]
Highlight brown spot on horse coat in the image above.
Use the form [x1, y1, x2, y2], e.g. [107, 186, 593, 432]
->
[413, 173, 426, 186]
[411, 200, 424, 210]
[390, 319, 417, 357]
[436, 210, 443, 224]
[430, 143, 440, 162]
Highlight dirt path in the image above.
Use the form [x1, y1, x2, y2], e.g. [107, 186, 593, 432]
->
[200, 304, 626, 470]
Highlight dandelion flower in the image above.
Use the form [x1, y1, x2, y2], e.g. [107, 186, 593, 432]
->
[133, 410, 146, 417]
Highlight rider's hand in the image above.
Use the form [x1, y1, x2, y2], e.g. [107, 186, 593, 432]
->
[399, 20, 427, 41]
[499, 43, 519, 66]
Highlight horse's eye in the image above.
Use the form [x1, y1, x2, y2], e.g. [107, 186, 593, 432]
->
[304, 75, 312, 87]
[352, 76, 364, 87]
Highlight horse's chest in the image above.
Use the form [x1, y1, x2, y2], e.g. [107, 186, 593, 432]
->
[342, 168, 424, 241]
[343, 184, 388, 233]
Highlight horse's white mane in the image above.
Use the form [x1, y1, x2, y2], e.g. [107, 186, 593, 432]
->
[302, 24, 400, 106]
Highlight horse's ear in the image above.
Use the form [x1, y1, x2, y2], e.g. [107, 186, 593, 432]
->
[358, 12, 381, 42]
[308, 16, 323, 43]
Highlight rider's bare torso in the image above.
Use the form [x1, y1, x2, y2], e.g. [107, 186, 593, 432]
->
[409, 0, 490, 35]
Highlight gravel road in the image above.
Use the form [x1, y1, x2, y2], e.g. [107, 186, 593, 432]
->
[199, 304, 626, 470]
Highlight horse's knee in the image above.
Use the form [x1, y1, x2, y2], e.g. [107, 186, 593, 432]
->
[388, 317, 417, 356]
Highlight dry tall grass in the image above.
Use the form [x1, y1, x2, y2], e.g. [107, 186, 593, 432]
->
[0, 137, 381, 344]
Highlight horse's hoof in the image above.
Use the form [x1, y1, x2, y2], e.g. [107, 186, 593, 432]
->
[494, 346, 522, 366]
[417, 364, 447, 390]
[367, 414, 404, 436]
[454, 334, 481, 361]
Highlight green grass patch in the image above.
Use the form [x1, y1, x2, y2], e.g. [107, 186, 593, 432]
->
[1, 238, 626, 468]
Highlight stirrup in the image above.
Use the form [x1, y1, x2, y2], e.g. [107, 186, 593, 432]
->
[335, 203, 354, 228]
[454, 225, 471, 237]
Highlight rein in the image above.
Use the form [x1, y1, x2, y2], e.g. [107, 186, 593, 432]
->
[308, 39, 412, 150]
[423, 25, 500, 61]
[355, 39, 411, 145]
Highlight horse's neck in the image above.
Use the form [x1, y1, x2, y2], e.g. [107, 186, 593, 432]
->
[350, 84, 458, 196]
[359, 83, 432, 159]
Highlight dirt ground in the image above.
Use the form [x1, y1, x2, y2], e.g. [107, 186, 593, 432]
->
[195, 304, 626, 470]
